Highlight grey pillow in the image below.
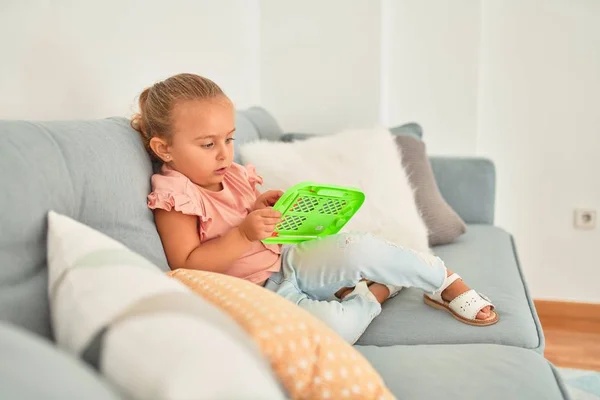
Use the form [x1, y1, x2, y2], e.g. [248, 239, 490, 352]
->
[395, 135, 467, 245]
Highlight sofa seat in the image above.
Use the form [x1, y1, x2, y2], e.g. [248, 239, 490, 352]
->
[356, 343, 568, 400]
[357, 225, 543, 352]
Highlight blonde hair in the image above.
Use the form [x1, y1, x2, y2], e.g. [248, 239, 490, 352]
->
[130, 73, 226, 160]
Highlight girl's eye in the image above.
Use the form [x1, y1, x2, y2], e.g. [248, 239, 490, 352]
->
[226, 138, 235, 144]
[201, 143, 214, 149]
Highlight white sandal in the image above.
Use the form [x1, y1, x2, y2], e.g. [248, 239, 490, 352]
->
[383, 284, 402, 299]
[338, 281, 403, 302]
[424, 273, 499, 326]
[342, 280, 377, 302]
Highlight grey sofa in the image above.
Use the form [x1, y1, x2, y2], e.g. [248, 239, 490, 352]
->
[0, 107, 569, 399]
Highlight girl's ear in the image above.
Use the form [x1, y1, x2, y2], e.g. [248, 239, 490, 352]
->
[149, 137, 171, 163]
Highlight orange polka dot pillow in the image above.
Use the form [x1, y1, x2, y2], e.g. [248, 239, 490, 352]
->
[167, 269, 395, 400]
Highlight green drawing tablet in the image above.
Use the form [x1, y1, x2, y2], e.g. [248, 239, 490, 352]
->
[261, 182, 365, 245]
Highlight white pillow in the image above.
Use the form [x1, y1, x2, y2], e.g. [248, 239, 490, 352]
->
[46, 211, 286, 400]
[239, 127, 430, 253]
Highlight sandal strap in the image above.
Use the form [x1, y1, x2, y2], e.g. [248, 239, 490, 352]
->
[384, 284, 402, 299]
[345, 281, 378, 303]
[428, 273, 461, 302]
[448, 289, 494, 320]
[440, 273, 461, 292]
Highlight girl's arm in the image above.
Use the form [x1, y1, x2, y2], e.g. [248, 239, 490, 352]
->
[154, 208, 281, 273]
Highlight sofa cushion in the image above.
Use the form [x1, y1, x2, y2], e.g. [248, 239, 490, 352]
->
[240, 127, 430, 253]
[234, 107, 284, 163]
[47, 211, 286, 400]
[389, 122, 423, 139]
[275, 126, 467, 248]
[0, 109, 280, 339]
[0, 118, 164, 339]
[0, 321, 120, 400]
[356, 225, 543, 352]
[356, 344, 568, 400]
[170, 268, 394, 400]
[430, 157, 496, 224]
[396, 135, 467, 246]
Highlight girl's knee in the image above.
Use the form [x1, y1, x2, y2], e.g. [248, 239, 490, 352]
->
[339, 233, 404, 262]
[335, 232, 378, 252]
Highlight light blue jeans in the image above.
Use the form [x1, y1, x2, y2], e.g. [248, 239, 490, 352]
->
[264, 233, 447, 344]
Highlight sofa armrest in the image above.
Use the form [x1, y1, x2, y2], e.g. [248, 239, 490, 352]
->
[430, 157, 496, 225]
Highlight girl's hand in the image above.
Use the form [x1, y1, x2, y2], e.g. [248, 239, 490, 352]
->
[239, 208, 282, 242]
[253, 190, 284, 211]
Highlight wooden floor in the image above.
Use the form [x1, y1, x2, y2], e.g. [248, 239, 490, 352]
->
[535, 300, 600, 371]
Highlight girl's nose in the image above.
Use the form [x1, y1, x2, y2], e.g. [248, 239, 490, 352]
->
[216, 144, 227, 160]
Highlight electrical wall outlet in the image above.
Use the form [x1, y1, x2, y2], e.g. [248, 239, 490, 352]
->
[574, 209, 596, 230]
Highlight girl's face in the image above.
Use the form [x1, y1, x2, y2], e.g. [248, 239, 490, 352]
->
[165, 97, 236, 191]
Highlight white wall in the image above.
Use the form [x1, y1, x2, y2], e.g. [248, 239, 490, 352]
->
[477, 0, 600, 302]
[1, 0, 478, 154]
[260, 0, 381, 134]
[260, 0, 481, 156]
[385, 0, 481, 156]
[0, 0, 260, 119]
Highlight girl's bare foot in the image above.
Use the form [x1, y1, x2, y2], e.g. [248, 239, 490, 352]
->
[441, 269, 492, 320]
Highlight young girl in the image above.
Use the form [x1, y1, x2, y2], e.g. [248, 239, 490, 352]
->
[132, 73, 498, 344]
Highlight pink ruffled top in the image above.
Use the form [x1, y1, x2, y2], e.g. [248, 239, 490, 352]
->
[148, 163, 282, 284]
